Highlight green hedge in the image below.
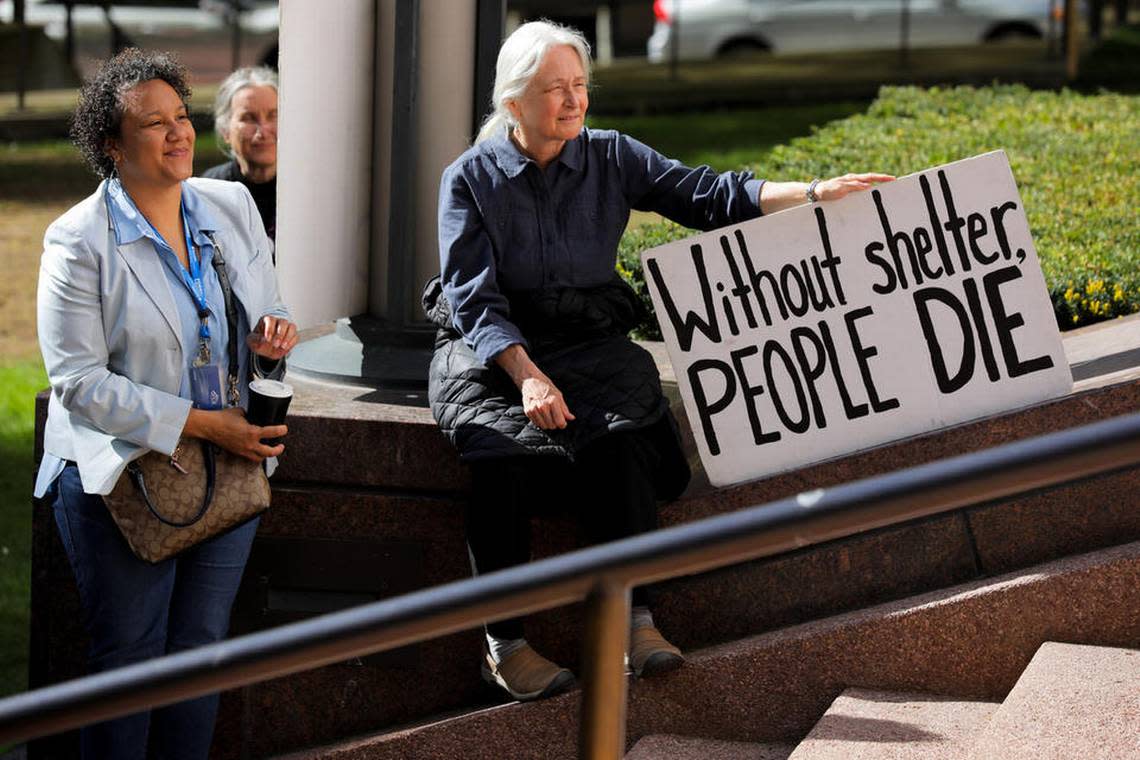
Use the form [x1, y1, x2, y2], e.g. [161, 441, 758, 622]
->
[1079, 23, 1140, 90]
[615, 85, 1139, 339]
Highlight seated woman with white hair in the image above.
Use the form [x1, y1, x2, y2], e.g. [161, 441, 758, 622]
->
[426, 20, 892, 702]
[204, 66, 278, 244]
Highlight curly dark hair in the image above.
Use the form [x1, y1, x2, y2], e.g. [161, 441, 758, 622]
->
[70, 48, 192, 179]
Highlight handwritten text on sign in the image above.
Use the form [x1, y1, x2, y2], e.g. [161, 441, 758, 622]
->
[641, 151, 1073, 486]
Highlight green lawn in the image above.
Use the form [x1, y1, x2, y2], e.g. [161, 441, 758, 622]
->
[591, 101, 868, 229]
[591, 101, 867, 171]
[0, 360, 47, 698]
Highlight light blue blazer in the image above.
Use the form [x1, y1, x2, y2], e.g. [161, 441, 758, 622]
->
[36, 177, 287, 496]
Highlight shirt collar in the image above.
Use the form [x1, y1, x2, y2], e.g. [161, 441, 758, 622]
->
[489, 130, 531, 178]
[105, 179, 221, 248]
[104, 179, 151, 246]
[557, 131, 584, 172]
[490, 128, 585, 178]
[180, 181, 221, 240]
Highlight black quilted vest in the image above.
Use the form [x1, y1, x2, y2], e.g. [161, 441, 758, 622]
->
[423, 275, 690, 500]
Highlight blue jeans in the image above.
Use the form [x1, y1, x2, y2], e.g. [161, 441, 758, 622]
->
[49, 463, 259, 760]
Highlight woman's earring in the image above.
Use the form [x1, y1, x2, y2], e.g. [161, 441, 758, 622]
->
[106, 147, 121, 180]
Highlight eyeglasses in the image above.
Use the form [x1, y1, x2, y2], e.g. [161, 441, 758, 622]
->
[233, 117, 277, 135]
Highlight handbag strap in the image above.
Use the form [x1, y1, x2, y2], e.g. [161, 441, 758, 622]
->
[142, 230, 237, 528]
[123, 234, 242, 530]
[204, 231, 242, 407]
[129, 439, 216, 527]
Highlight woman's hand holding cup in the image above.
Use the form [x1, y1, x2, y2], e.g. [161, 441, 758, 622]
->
[184, 406, 285, 462]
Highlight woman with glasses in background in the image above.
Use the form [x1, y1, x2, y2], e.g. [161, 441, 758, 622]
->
[204, 66, 279, 245]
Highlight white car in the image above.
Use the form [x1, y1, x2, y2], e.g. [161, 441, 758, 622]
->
[647, 0, 1056, 61]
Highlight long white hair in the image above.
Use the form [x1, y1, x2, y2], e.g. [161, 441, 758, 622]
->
[475, 20, 592, 144]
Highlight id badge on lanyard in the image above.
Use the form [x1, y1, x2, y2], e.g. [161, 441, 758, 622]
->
[177, 211, 226, 410]
[190, 353, 226, 410]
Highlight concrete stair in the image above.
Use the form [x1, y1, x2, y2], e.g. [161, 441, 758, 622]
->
[664, 641, 1140, 760]
[783, 689, 997, 759]
[646, 643, 1140, 760]
[278, 540, 1140, 759]
[967, 642, 1140, 760]
[626, 735, 794, 759]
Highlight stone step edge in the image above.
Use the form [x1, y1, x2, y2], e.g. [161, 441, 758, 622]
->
[964, 641, 1140, 760]
[274, 368, 1140, 497]
[693, 541, 1137, 667]
[625, 733, 796, 760]
[277, 540, 1140, 760]
[785, 687, 999, 760]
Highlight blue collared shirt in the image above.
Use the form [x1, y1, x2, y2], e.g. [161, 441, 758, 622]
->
[437, 127, 765, 364]
[105, 178, 253, 405]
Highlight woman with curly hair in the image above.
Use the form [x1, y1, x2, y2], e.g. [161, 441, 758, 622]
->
[35, 48, 297, 758]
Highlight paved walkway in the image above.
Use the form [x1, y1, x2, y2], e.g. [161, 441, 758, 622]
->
[1064, 311, 1140, 387]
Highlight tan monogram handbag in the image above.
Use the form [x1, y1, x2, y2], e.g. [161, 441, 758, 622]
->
[103, 440, 270, 562]
[101, 232, 272, 563]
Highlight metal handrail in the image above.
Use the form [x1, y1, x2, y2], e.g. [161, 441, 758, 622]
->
[4, 411, 1140, 757]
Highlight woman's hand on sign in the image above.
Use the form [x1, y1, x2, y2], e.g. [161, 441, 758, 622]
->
[816, 173, 896, 202]
[247, 315, 298, 360]
[759, 173, 895, 214]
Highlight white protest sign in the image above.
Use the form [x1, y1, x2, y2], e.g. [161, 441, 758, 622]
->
[641, 150, 1073, 487]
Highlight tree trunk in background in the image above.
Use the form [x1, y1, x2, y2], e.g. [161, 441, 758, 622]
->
[63, 0, 75, 74]
[230, 0, 243, 72]
[1066, 0, 1081, 81]
[15, 0, 27, 109]
[899, 0, 911, 69]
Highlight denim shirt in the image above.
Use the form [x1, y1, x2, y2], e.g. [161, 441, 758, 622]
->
[437, 127, 765, 365]
[105, 178, 254, 402]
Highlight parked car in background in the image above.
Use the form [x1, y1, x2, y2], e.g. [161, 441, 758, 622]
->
[648, 0, 1057, 61]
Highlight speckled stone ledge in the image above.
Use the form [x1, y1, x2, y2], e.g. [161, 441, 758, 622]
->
[626, 734, 795, 760]
[275, 375, 467, 492]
